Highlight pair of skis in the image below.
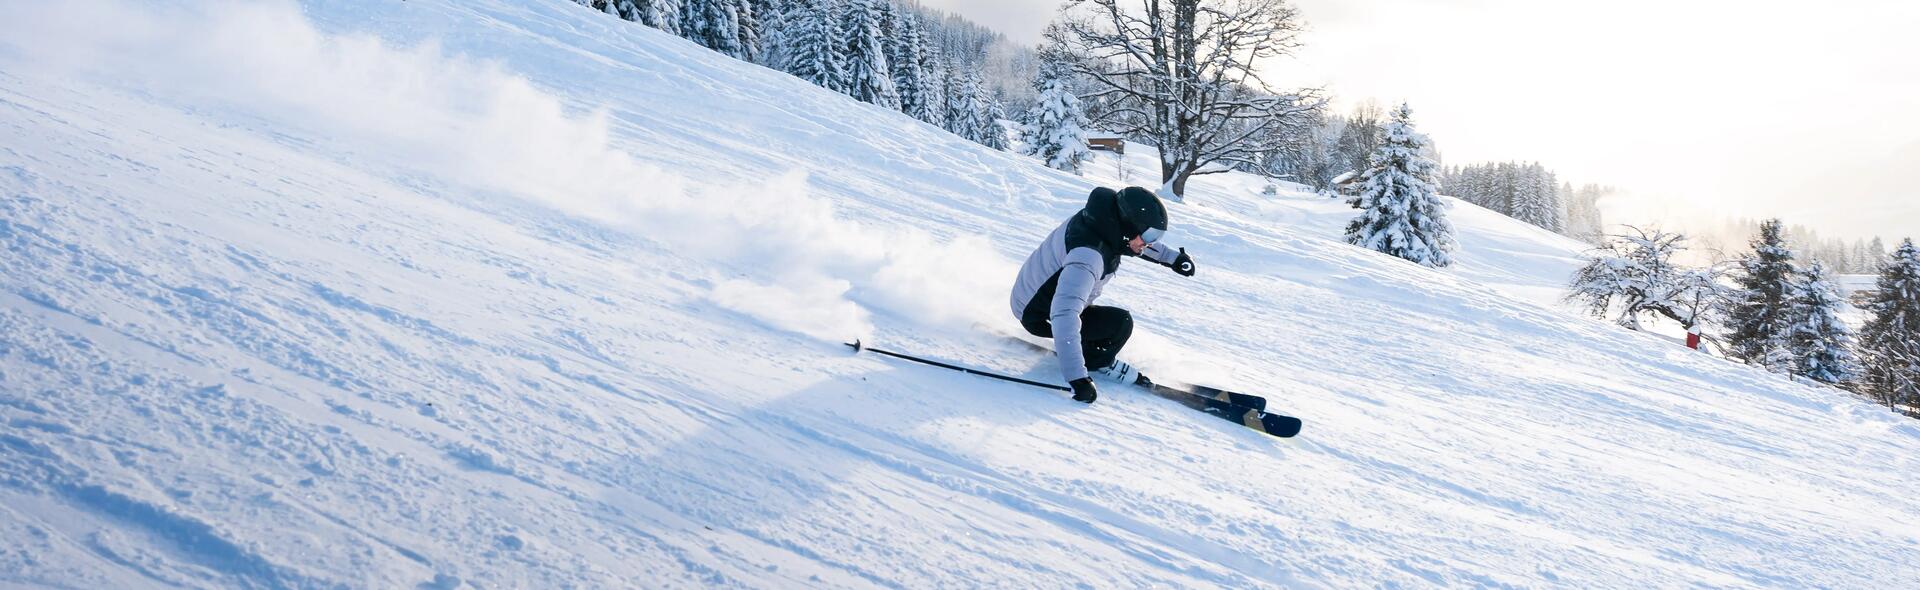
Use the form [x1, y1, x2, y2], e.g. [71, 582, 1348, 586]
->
[846, 340, 1301, 438]
[1136, 380, 1302, 439]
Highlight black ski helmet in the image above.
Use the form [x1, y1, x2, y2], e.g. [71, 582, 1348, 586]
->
[1115, 186, 1168, 240]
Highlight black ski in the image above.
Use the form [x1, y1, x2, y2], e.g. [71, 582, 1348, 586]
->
[1001, 337, 1267, 410]
[1138, 381, 1302, 438]
[1001, 336, 1300, 437]
[1169, 382, 1265, 412]
[848, 339, 1301, 438]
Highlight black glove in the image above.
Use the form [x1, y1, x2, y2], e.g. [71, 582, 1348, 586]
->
[1171, 248, 1195, 277]
[1068, 378, 1098, 404]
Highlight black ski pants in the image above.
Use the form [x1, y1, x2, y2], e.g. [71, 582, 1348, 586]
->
[1021, 304, 1134, 371]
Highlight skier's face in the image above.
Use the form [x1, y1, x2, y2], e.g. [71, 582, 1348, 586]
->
[1126, 226, 1163, 255]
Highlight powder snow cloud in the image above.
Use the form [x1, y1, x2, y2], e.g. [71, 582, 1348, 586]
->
[0, 0, 1017, 341]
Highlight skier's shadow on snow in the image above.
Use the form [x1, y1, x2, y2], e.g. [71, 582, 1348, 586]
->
[591, 359, 1066, 574]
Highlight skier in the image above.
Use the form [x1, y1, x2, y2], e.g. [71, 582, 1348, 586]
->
[1009, 186, 1196, 403]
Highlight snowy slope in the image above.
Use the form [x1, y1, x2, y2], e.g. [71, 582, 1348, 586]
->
[3, 1, 1918, 588]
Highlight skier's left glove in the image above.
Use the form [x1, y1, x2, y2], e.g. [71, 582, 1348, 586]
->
[1068, 378, 1098, 404]
[1171, 248, 1196, 277]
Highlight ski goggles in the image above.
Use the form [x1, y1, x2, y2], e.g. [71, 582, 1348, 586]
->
[1140, 226, 1165, 245]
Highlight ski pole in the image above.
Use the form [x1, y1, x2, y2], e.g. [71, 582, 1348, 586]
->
[846, 340, 1070, 392]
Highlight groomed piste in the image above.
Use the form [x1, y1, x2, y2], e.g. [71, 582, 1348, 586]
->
[1, 1, 1916, 587]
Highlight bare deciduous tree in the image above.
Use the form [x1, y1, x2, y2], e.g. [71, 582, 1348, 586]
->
[1566, 225, 1730, 333]
[1051, 0, 1321, 199]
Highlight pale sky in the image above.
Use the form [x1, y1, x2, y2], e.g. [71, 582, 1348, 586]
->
[920, 0, 1920, 243]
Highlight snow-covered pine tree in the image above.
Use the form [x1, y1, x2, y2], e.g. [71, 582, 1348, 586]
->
[1510, 163, 1553, 230]
[1463, 164, 1491, 211]
[1473, 165, 1494, 209]
[642, 0, 684, 35]
[573, 1, 683, 34]
[944, 65, 995, 147]
[1539, 165, 1564, 232]
[1513, 165, 1533, 218]
[1453, 164, 1489, 210]
[1556, 183, 1569, 232]
[885, 7, 937, 122]
[1493, 162, 1518, 216]
[754, 0, 790, 66]
[576, 0, 635, 22]
[1435, 165, 1458, 196]
[1019, 61, 1092, 172]
[1788, 261, 1863, 386]
[1500, 165, 1519, 214]
[586, 0, 639, 20]
[1861, 239, 1920, 409]
[681, 0, 756, 60]
[836, 0, 898, 108]
[940, 58, 966, 133]
[980, 94, 1010, 150]
[1566, 226, 1726, 332]
[1484, 164, 1502, 213]
[915, 36, 948, 128]
[735, 0, 763, 63]
[1450, 164, 1480, 208]
[680, 0, 735, 55]
[773, 0, 845, 93]
[1512, 163, 1562, 230]
[1343, 103, 1456, 268]
[1859, 238, 1885, 272]
[1725, 219, 1801, 371]
[1837, 242, 1859, 275]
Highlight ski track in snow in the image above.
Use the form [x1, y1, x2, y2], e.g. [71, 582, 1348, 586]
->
[2, 0, 1918, 588]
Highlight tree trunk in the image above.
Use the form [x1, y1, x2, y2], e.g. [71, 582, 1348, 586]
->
[1159, 160, 1195, 201]
[1170, 167, 1193, 200]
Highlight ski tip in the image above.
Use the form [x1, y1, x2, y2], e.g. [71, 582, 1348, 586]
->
[1265, 415, 1303, 438]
